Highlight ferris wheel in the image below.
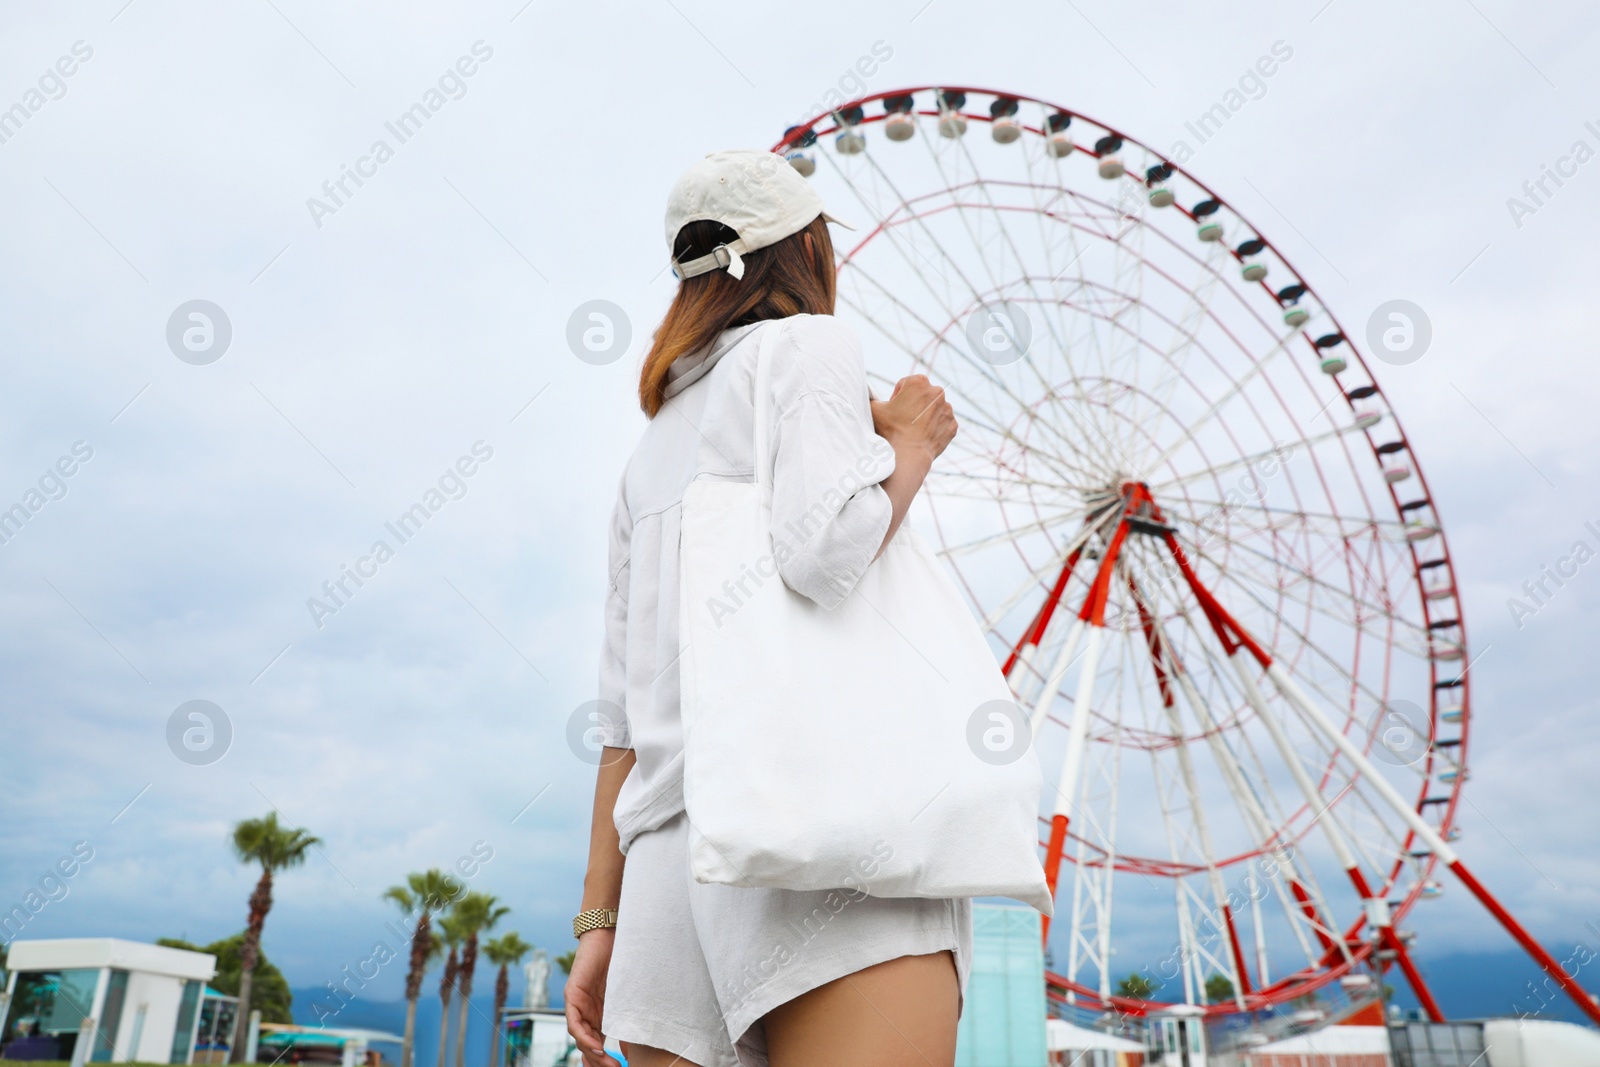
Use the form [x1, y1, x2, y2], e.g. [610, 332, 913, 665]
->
[771, 87, 1600, 1028]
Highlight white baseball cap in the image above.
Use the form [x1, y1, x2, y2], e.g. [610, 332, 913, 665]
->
[665, 148, 852, 281]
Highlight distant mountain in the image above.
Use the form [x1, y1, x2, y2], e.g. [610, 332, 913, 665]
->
[1384, 947, 1594, 1025]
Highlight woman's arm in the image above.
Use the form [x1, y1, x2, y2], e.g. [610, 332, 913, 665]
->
[580, 747, 634, 908]
[565, 747, 635, 1067]
[870, 374, 958, 557]
[766, 319, 955, 606]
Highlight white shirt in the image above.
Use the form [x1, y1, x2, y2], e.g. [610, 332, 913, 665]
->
[596, 313, 898, 851]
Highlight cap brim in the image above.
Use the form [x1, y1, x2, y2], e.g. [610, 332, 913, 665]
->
[822, 211, 856, 231]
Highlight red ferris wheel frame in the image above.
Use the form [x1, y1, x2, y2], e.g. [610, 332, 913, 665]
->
[771, 86, 1599, 1027]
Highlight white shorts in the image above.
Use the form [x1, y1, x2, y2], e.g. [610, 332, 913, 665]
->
[602, 811, 972, 1067]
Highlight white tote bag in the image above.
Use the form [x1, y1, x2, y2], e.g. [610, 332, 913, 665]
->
[678, 319, 1052, 913]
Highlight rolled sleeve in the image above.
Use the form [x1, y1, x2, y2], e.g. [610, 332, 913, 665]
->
[595, 475, 633, 748]
[766, 316, 898, 609]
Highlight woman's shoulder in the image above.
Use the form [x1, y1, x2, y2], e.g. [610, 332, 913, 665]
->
[779, 312, 860, 350]
[770, 313, 865, 393]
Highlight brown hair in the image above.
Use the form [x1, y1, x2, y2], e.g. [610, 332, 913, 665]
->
[638, 214, 836, 417]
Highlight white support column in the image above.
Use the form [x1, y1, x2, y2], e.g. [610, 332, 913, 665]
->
[1266, 663, 1459, 864]
[1149, 747, 1200, 1006]
[1066, 831, 1087, 1001]
[1230, 655, 1359, 963]
[1052, 626, 1103, 816]
[1160, 623, 1319, 969]
[1251, 882, 1270, 986]
[1029, 618, 1086, 736]
[1175, 881, 1199, 1006]
[1233, 657, 1361, 869]
[1098, 727, 1124, 1003]
[1154, 680, 1249, 1010]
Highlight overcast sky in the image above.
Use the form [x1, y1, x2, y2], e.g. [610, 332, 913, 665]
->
[2, 0, 1599, 1030]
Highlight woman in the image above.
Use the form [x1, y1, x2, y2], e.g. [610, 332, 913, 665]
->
[565, 149, 966, 1067]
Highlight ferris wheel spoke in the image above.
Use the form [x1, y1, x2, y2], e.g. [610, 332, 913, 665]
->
[1177, 519, 1422, 638]
[826, 151, 967, 296]
[1145, 422, 1360, 494]
[940, 130, 1133, 467]
[1023, 177, 1126, 459]
[1338, 775, 1427, 882]
[1011, 140, 1135, 459]
[933, 502, 1097, 560]
[1192, 540, 1433, 677]
[1169, 497, 1406, 535]
[930, 421, 1099, 489]
[1138, 252, 1230, 474]
[1140, 527, 1418, 661]
[919, 468, 1074, 506]
[857, 142, 997, 309]
[1140, 327, 1310, 474]
[839, 276, 1120, 482]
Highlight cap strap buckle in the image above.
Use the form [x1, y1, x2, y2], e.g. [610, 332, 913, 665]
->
[672, 243, 745, 281]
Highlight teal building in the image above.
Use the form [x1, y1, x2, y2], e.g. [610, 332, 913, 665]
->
[955, 904, 1049, 1067]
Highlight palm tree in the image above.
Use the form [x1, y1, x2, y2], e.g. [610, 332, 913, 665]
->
[451, 892, 509, 1067]
[435, 914, 464, 1067]
[227, 813, 321, 1063]
[383, 870, 463, 1067]
[1115, 972, 1158, 1000]
[482, 934, 533, 1067]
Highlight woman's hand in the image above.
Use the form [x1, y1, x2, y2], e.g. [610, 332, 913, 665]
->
[564, 929, 621, 1067]
[870, 375, 958, 558]
[870, 374, 957, 462]
[568, 747, 632, 1067]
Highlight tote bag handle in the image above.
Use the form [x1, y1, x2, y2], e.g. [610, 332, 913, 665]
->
[751, 319, 784, 493]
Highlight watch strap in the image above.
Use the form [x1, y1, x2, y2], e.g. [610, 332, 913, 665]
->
[572, 907, 618, 937]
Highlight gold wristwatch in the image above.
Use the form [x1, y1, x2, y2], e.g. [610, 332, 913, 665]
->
[572, 907, 618, 937]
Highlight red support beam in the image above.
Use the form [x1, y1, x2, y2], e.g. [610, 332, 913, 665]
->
[1449, 858, 1600, 1027]
[1078, 521, 1132, 626]
[1221, 903, 1254, 995]
[1129, 575, 1175, 709]
[1003, 548, 1081, 677]
[1041, 813, 1069, 942]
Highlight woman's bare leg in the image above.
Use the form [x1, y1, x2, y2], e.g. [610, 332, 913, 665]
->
[618, 1041, 705, 1067]
[762, 951, 961, 1067]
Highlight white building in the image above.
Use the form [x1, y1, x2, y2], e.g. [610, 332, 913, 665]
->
[1046, 1017, 1147, 1065]
[2, 938, 216, 1064]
